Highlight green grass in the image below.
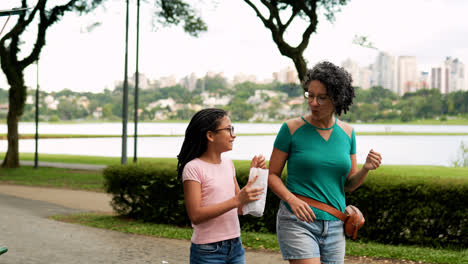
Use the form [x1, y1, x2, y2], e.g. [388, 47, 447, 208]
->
[50, 213, 468, 264]
[0, 152, 178, 166]
[0, 166, 105, 191]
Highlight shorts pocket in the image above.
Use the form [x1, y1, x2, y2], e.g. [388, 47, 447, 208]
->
[193, 242, 220, 254]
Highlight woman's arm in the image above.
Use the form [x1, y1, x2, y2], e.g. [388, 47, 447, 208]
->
[268, 147, 316, 222]
[184, 177, 263, 225]
[345, 150, 382, 192]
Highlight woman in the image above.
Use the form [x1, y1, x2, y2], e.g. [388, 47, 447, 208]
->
[177, 108, 265, 264]
[268, 61, 382, 264]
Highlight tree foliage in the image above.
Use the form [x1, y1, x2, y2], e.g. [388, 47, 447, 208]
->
[0, 0, 206, 168]
[242, 0, 349, 82]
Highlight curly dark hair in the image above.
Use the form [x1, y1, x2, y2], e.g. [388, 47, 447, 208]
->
[302, 61, 355, 116]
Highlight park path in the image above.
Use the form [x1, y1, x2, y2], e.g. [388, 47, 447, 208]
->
[0, 164, 432, 264]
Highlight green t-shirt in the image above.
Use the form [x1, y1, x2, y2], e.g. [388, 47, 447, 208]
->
[273, 117, 356, 220]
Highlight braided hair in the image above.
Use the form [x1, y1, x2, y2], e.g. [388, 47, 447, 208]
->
[177, 108, 228, 180]
[302, 61, 355, 116]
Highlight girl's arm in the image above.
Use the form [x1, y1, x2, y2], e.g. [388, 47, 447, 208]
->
[345, 150, 382, 192]
[184, 177, 262, 225]
[268, 147, 316, 223]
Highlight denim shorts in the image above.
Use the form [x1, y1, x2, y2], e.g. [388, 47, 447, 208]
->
[190, 237, 245, 264]
[276, 201, 345, 264]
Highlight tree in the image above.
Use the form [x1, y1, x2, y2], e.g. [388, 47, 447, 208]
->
[243, 0, 349, 82]
[0, 0, 206, 168]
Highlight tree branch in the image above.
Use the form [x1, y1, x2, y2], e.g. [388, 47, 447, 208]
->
[243, 0, 268, 25]
[20, 0, 79, 68]
[260, 0, 283, 28]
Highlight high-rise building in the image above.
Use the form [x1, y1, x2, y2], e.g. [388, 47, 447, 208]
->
[398, 56, 418, 95]
[431, 66, 449, 94]
[445, 57, 465, 92]
[431, 57, 466, 94]
[341, 58, 371, 89]
[372, 52, 397, 93]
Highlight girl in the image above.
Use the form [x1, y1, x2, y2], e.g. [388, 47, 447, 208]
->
[177, 108, 265, 264]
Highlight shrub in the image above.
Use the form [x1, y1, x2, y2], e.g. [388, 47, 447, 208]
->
[103, 162, 468, 248]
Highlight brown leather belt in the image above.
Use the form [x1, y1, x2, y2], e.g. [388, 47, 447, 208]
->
[293, 193, 348, 222]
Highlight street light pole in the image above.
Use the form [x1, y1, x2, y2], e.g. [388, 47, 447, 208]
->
[34, 60, 39, 169]
[133, 0, 140, 163]
[121, 0, 130, 164]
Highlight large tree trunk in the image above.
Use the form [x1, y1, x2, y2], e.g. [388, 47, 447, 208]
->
[292, 54, 308, 84]
[0, 68, 26, 168]
[2, 107, 20, 168]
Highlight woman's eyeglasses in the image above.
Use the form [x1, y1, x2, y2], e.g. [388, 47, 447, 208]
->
[214, 126, 235, 137]
[304, 91, 330, 105]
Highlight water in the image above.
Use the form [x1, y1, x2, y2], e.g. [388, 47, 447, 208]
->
[1, 122, 468, 135]
[1, 134, 467, 167]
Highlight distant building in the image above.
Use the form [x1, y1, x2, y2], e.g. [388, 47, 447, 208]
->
[445, 57, 465, 92]
[431, 57, 465, 94]
[233, 73, 257, 84]
[397, 56, 418, 95]
[158, 75, 177, 88]
[342, 58, 371, 89]
[130, 72, 150, 89]
[180, 73, 197, 91]
[372, 51, 397, 92]
[273, 66, 298, 84]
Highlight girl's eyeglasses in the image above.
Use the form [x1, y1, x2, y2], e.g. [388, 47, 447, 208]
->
[304, 91, 330, 105]
[214, 126, 235, 137]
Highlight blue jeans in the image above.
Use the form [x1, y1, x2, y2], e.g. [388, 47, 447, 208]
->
[276, 201, 346, 264]
[190, 237, 246, 264]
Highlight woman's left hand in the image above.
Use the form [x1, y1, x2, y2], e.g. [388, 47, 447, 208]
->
[363, 149, 382, 171]
[250, 154, 266, 169]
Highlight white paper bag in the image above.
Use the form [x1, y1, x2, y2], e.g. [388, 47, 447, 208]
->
[242, 167, 268, 217]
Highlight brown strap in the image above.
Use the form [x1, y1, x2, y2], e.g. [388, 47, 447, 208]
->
[293, 193, 348, 222]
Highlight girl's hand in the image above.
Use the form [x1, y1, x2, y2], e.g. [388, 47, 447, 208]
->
[363, 149, 382, 171]
[236, 176, 264, 207]
[286, 196, 316, 223]
[250, 154, 266, 169]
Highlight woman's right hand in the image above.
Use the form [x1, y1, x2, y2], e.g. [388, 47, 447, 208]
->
[286, 196, 316, 223]
[236, 176, 264, 207]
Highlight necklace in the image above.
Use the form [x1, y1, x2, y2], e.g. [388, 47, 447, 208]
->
[301, 116, 336, 130]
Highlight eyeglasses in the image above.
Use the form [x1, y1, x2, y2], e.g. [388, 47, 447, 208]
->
[304, 91, 330, 105]
[214, 126, 235, 137]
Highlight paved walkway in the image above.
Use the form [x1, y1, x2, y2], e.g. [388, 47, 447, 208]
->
[0, 162, 427, 263]
[0, 184, 285, 263]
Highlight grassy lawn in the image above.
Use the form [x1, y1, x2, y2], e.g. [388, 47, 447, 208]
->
[51, 213, 468, 264]
[0, 166, 105, 191]
[1, 155, 467, 263]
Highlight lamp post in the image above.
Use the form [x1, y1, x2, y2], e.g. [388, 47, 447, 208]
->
[133, 0, 140, 163]
[121, 0, 130, 164]
[34, 60, 39, 168]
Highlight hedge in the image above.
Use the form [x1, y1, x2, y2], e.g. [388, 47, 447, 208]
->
[103, 162, 468, 248]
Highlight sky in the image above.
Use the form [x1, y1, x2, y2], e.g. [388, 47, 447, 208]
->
[0, 0, 467, 93]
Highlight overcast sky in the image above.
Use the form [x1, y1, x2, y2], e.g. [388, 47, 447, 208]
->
[1, 0, 467, 92]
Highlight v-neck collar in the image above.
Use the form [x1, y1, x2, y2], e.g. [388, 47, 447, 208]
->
[301, 116, 336, 142]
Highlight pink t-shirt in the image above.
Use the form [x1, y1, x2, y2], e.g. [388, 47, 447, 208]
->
[182, 157, 240, 244]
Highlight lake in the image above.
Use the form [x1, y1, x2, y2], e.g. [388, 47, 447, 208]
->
[1, 122, 468, 135]
[1, 122, 467, 166]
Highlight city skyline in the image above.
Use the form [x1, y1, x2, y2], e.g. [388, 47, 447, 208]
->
[1, 0, 467, 92]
